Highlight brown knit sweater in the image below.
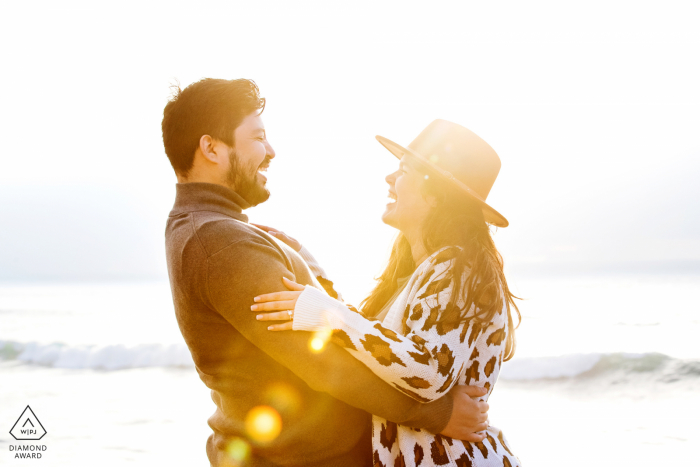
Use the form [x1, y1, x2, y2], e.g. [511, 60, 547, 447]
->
[165, 183, 453, 467]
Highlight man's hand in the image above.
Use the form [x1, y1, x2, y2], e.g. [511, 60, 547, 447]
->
[440, 385, 489, 442]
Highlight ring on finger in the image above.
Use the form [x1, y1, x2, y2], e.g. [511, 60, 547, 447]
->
[287, 310, 294, 320]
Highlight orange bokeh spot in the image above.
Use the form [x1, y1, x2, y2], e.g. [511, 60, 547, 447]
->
[310, 337, 325, 351]
[265, 382, 301, 416]
[308, 327, 332, 353]
[224, 437, 251, 466]
[245, 406, 282, 444]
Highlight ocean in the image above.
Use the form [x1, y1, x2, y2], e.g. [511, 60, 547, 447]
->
[1, 275, 698, 465]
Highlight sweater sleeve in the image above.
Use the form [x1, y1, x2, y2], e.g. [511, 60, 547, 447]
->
[293, 256, 481, 403]
[297, 245, 326, 278]
[297, 245, 342, 301]
[206, 237, 453, 433]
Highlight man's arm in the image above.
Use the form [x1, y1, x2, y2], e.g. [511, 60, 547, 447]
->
[205, 238, 451, 433]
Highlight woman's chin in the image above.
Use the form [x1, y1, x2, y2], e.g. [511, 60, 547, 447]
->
[381, 207, 398, 228]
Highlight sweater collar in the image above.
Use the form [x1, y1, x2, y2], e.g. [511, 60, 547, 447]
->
[169, 182, 251, 222]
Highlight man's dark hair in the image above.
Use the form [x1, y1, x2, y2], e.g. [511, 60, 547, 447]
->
[161, 78, 266, 176]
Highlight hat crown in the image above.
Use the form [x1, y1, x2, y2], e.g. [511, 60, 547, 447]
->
[407, 119, 501, 200]
[375, 119, 508, 227]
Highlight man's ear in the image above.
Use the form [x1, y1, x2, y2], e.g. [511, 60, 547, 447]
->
[198, 135, 220, 163]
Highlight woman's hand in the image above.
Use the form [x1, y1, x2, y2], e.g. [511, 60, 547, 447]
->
[252, 277, 306, 331]
[252, 224, 302, 252]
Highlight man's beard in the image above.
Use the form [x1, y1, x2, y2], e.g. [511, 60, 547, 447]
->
[225, 147, 271, 207]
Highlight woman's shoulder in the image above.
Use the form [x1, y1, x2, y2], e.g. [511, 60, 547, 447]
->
[422, 245, 462, 269]
[414, 246, 462, 278]
[407, 246, 462, 299]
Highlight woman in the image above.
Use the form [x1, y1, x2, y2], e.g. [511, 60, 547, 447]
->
[253, 120, 521, 466]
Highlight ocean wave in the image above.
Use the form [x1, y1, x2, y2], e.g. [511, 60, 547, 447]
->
[0, 340, 194, 370]
[2, 340, 699, 381]
[500, 353, 603, 380]
[501, 352, 700, 381]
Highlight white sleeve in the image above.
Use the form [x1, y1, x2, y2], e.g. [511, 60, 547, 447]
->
[297, 245, 343, 301]
[297, 245, 327, 279]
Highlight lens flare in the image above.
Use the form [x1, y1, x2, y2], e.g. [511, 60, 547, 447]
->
[308, 327, 332, 353]
[245, 406, 282, 444]
[265, 382, 301, 416]
[310, 337, 325, 351]
[225, 437, 251, 466]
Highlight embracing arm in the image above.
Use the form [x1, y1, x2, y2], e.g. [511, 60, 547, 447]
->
[290, 258, 481, 403]
[205, 238, 452, 433]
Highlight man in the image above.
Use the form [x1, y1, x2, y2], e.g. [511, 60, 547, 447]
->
[161, 78, 489, 467]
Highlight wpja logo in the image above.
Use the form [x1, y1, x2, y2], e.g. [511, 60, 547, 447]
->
[9, 406, 47, 459]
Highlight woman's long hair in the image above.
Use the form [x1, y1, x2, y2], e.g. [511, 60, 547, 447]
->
[360, 165, 521, 361]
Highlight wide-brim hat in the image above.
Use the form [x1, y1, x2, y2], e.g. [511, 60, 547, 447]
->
[376, 119, 508, 227]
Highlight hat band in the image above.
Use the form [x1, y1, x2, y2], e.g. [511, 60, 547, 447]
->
[408, 152, 486, 203]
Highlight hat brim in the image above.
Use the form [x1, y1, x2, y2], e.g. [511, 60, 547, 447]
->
[376, 135, 509, 228]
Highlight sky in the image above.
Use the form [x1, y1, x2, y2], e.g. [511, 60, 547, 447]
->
[1, 0, 699, 301]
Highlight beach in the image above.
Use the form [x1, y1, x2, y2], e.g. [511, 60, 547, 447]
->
[1, 0, 698, 464]
[1, 275, 699, 465]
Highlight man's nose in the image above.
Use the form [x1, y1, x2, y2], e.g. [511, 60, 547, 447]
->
[266, 141, 276, 159]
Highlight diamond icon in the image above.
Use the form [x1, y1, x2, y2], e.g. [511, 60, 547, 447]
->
[10, 406, 47, 441]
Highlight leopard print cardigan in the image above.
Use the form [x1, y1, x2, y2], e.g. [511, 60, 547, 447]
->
[293, 246, 521, 467]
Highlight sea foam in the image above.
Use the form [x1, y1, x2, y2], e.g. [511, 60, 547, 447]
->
[2, 339, 699, 381]
[0, 340, 194, 370]
[499, 353, 603, 380]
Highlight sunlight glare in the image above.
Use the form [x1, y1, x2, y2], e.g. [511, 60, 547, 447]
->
[308, 327, 333, 353]
[225, 437, 251, 466]
[264, 382, 301, 416]
[245, 406, 282, 444]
